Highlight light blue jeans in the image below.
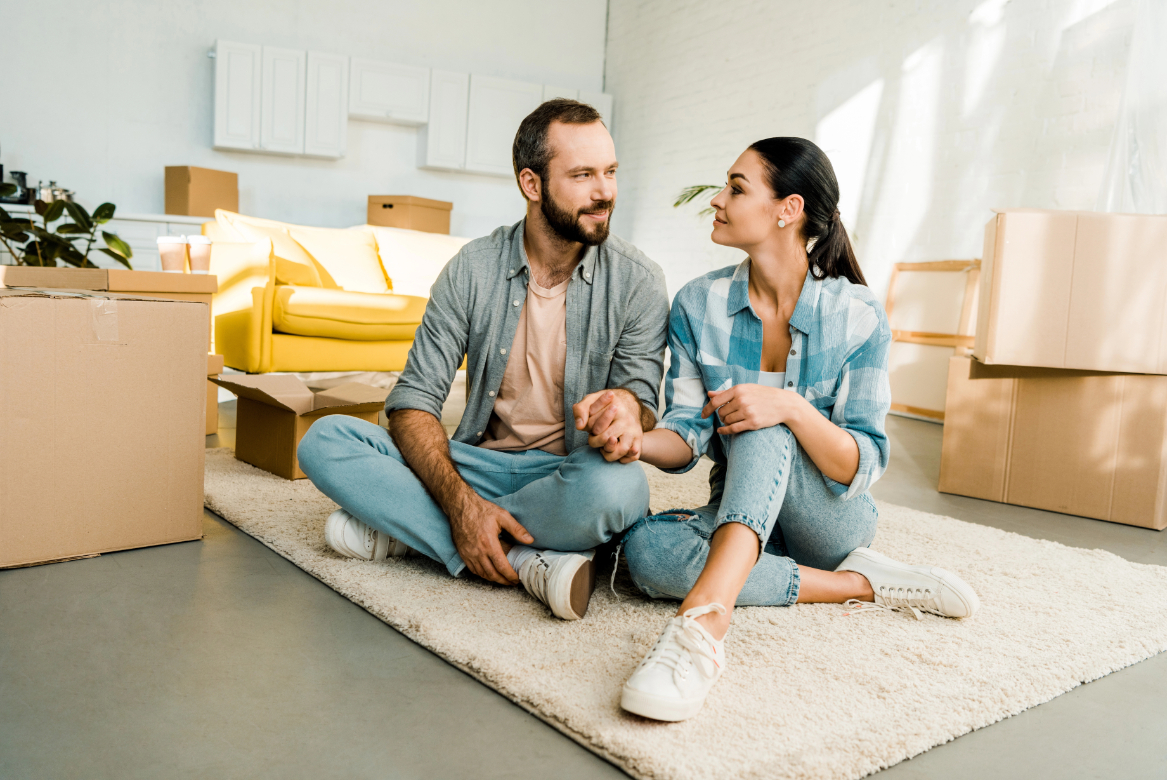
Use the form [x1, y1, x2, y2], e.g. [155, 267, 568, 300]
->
[623, 424, 879, 607]
[297, 415, 651, 577]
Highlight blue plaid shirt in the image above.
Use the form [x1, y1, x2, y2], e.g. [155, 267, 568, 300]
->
[658, 260, 892, 500]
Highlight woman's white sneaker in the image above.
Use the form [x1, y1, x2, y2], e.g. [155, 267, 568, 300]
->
[324, 508, 413, 560]
[620, 603, 726, 722]
[510, 546, 596, 620]
[836, 547, 980, 619]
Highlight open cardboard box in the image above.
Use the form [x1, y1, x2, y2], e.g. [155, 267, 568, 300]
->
[211, 375, 387, 479]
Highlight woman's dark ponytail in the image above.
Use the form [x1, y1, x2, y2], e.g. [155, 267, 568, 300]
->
[748, 137, 867, 286]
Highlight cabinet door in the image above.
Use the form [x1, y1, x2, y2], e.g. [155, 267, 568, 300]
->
[349, 59, 430, 125]
[420, 70, 470, 171]
[260, 46, 306, 155]
[465, 76, 543, 176]
[578, 90, 614, 127]
[542, 85, 578, 101]
[305, 51, 349, 158]
[213, 40, 261, 151]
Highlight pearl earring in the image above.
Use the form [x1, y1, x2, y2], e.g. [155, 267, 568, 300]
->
[778, 219, 786, 228]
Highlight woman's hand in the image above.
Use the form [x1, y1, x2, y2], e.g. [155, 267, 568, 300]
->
[701, 384, 809, 435]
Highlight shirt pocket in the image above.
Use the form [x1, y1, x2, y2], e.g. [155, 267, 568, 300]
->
[803, 386, 838, 415]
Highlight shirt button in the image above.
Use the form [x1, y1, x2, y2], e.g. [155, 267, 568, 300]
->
[513, 300, 520, 306]
[787, 381, 794, 387]
[500, 348, 507, 354]
[790, 349, 797, 355]
[488, 390, 496, 397]
[476, 431, 482, 436]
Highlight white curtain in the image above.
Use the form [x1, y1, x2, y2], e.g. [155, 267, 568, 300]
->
[1096, 0, 1167, 214]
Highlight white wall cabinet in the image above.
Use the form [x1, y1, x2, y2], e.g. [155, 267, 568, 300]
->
[213, 40, 261, 151]
[419, 70, 470, 171]
[260, 46, 306, 155]
[579, 90, 614, 127]
[304, 52, 349, 158]
[349, 59, 430, 125]
[542, 85, 578, 101]
[465, 76, 543, 176]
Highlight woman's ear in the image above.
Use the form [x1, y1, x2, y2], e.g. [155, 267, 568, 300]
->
[780, 194, 805, 225]
[518, 169, 542, 203]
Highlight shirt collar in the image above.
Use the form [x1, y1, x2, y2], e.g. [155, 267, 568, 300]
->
[507, 218, 599, 284]
[726, 260, 822, 335]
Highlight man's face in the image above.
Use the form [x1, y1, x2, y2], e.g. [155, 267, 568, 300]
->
[539, 121, 618, 245]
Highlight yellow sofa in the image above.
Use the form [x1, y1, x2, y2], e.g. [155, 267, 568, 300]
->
[205, 210, 470, 373]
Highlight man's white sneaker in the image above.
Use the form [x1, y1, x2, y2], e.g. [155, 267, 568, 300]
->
[836, 547, 980, 619]
[324, 508, 413, 561]
[511, 546, 596, 620]
[620, 603, 726, 722]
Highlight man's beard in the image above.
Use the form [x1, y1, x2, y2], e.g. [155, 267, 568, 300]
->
[540, 187, 614, 246]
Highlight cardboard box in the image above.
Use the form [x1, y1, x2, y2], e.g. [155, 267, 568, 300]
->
[974, 209, 1167, 374]
[165, 166, 239, 218]
[0, 289, 208, 568]
[0, 266, 218, 350]
[210, 375, 387, 479]
[367, 195, 452, 234]
[939, 356, 1167, 530]
[207, 354, 224, 436]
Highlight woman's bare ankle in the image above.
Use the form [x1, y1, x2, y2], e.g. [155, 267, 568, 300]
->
[678, 595, 732, 640]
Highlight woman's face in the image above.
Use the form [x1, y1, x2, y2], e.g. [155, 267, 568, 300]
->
[709, 149, 796, 250]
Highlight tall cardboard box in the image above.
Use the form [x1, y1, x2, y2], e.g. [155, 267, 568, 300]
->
[367, 195, 452, 234]
[0, 289, 208, 568]
[165, 166, 239, 218]
[939, 356, 1167, 529]
[974, 209, 1167, 374]
[210, 375, 388, 479]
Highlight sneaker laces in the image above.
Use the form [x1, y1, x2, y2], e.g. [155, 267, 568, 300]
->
[519, 553, 552, 605]
[842, 585, 942, 621]
[642, 603, 726, 682]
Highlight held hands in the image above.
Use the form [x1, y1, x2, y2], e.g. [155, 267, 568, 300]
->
[702, 383, 808, 435]
[449, 490, 533, 586]
[573, 389, 644, 464]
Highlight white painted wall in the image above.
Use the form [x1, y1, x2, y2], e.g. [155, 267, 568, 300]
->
[604, 0, 1136, 299]
[0, 0, 608, 239]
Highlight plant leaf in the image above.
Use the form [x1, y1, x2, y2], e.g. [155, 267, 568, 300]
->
[34, 199, 48, 216]
[102, 231, 133, 259]
[98, 246, 133, 269]
[0, 206, 10, 221]
[92, 202, 115, 222]
[0, 183, 15, 198]
[64, 201, 92, 232]
[43, 200, 66, 223]
[56, 222, 89, 235]
[672, 184, 721, 208]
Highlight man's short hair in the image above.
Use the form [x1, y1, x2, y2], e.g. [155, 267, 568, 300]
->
[512, 99, 605, 193]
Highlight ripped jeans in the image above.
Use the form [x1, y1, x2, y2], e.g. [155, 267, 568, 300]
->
[622, 424, 879, 607]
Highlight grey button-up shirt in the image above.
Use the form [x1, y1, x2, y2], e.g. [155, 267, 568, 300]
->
[386, 219, 669, 453]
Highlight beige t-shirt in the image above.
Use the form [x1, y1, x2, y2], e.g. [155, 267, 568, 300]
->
[479, 276, 569, 456]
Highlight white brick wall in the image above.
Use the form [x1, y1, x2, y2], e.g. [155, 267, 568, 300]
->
[604, 0, 1134, 298]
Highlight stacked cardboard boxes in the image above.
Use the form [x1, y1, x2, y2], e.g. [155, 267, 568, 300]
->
[939, 209, 1167, 529]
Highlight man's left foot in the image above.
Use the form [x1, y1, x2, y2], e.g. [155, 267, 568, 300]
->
[510, 546, 596, 620]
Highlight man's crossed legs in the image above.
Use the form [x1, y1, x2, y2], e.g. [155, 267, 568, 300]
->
[297, 415, 651, 618]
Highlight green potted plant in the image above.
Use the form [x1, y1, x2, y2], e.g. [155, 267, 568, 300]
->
[674, 184, 721, 217]
[0, 184, 133, 269]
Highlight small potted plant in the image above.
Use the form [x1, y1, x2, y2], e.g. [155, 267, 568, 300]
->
[0, 184, 133, 269]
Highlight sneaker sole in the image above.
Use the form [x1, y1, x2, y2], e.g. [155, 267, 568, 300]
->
[847, 548, 980, 618]
[547, 552, 596, 621]
[620, 684, 707, 722]
[324, 510, 365, 559]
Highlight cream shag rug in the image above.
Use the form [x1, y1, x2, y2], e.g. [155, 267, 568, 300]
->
[203, 448, 1167, 780]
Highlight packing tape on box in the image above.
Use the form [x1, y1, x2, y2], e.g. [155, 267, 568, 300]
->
[90, 298, 118, 342]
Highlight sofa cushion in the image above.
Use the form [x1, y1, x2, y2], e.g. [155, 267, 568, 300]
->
[272, 285, 426, 341]
[357, 225, 471, 299]
[289, 227, 391, 294]
[232, 221, 325, 288]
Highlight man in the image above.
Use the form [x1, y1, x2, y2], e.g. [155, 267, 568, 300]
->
[298, 99, 669, 621]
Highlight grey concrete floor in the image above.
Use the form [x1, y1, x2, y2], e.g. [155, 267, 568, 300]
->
[2, 407, 1166, 779]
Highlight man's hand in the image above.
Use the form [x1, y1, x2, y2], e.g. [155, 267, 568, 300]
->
[573, 388, 646, 463]
[448, 491, 534, 586]
[702, 384, 810, 435]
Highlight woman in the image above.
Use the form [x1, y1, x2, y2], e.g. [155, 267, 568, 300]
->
[617, 137, 979, 723]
